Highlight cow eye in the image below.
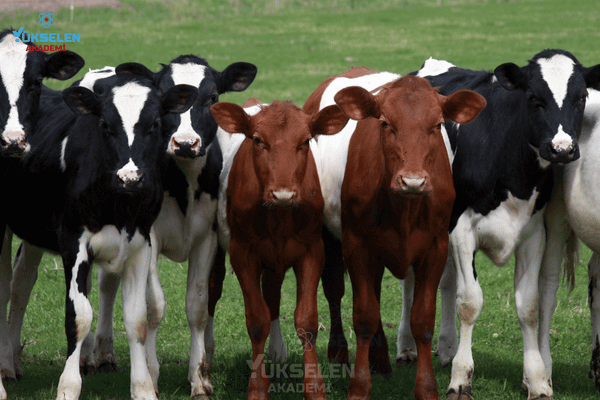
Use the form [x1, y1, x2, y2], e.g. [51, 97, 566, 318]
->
[253, 136, 262, 146]
[380, 120, 389, 129]
[577, 95, 587, 110]
[152, 119, 161, 131]
[100, 119, 113, 137]
[528, 94, 543, 108]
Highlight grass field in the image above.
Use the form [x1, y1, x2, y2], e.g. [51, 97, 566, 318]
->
[2, 0, 600, 398]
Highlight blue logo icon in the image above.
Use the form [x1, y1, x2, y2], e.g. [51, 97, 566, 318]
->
[39, 11, 54, 28]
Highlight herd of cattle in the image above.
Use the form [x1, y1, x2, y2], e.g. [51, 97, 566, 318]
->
[1, 25, 600, 400]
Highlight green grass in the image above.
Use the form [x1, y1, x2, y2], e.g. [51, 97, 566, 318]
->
[2, 0, 600, 398]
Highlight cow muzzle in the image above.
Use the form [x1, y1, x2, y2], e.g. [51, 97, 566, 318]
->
[169, 134, 203, 158]
[1, 130, 30, 157]
[541, 138, 580, 164]
[268, 189, 296, 206]
[117, 168, 145, 191]
[392, 173, 430, 197]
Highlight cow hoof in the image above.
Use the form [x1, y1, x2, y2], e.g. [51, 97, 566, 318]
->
[395, 356, 417, 367]
[97, 362, 118, 373]
[1, 370, 17, 383]
[80, 364, 96, 376]
[590, 346, 600, 391]
[327, 346, 349, 365]
[446, 387, 473, 400]
[435, 349, 454, 368]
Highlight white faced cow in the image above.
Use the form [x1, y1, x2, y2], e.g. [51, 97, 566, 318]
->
[0, 27, 83, 400]
[395, 50, 600, 400]
[1, 63, 197, 400]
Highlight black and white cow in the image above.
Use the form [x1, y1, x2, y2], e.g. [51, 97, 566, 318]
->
[394, 50, 600, 400]
[0, 27, 83, 398]
[1, 63, 197, 400]
[66, 56, 257, 398]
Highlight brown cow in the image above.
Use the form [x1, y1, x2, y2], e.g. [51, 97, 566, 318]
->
[211, 99, 348, 399]
[303, 70, 486, 400]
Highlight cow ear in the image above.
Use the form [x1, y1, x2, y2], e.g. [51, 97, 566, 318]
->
[211, 102, 252, 137]
[219, 62, 258, 93]
[442, 89, 487, 124]
[116, 62, 157, 83]
[310, 105, 349, 137]
[583, 64, 600, 90]
[494, 62, 527, 91]
[161, 84, 198, 115]
[43, 51, 85, 80]
[62, 87, 101, 116]
[334, 86, 379, 120]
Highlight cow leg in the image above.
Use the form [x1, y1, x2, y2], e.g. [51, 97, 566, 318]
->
[396, 266, 417, 366]
[230, 241, 270, 399]
[588, 252, 600, 391]
[411, 244, 446, 400]
[447, 221, 481, 400]
[261, 268, 288, 364]
[321, 226, 349, 365]
[538, 180, 570, 383]
[79, 264, 95, 376]
[398, 259, 456, 368]
[206, 245, 226, 368]
[369, 261, 391, 377]
[8, 241, 44, 379]
[120, 243, 158, 400]
[145, 233, 166, 394]
[436, 257, 458, 367]
[515, 211, 552, 400]
[294, 242, 326, 400]
[187, 232, 218, 399]
[94, 268, 120, 373]
[0, 228, 16, 383]
[56, 235, 94, 400]
[344, 233, 378, 400]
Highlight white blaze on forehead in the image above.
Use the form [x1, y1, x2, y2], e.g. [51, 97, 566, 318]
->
[78, 66, 115, 90]
[171, 62, 207, 87]
[0, 34, 28, 132]
[417, 57, 455, 78]
[538, 54, 575, 108]
[169, 63, 207, 148]
[112, 82, 151, 146]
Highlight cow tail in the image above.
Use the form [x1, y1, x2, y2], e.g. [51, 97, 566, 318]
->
[563, 227, 580, 294]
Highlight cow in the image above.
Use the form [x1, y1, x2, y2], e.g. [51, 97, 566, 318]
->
[302, 69, 486, 400]
[393, 50, 600, 400]
[540, 88, 600, 392]
[85, 55, 257, 398]
[212, 98, 349, 399]
[0, 27, 84, 399]
[0, 62, 197, 400]
[3, 56, 257, 398]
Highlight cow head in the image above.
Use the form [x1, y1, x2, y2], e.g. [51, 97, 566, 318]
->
[494, 49, 600, 165]
[62, 62, 197, 194]
[211, 100, 349, 206]
[0, 29, 84, 156]
[156, 55, 257, 162]
[334, 75, 486, 197]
